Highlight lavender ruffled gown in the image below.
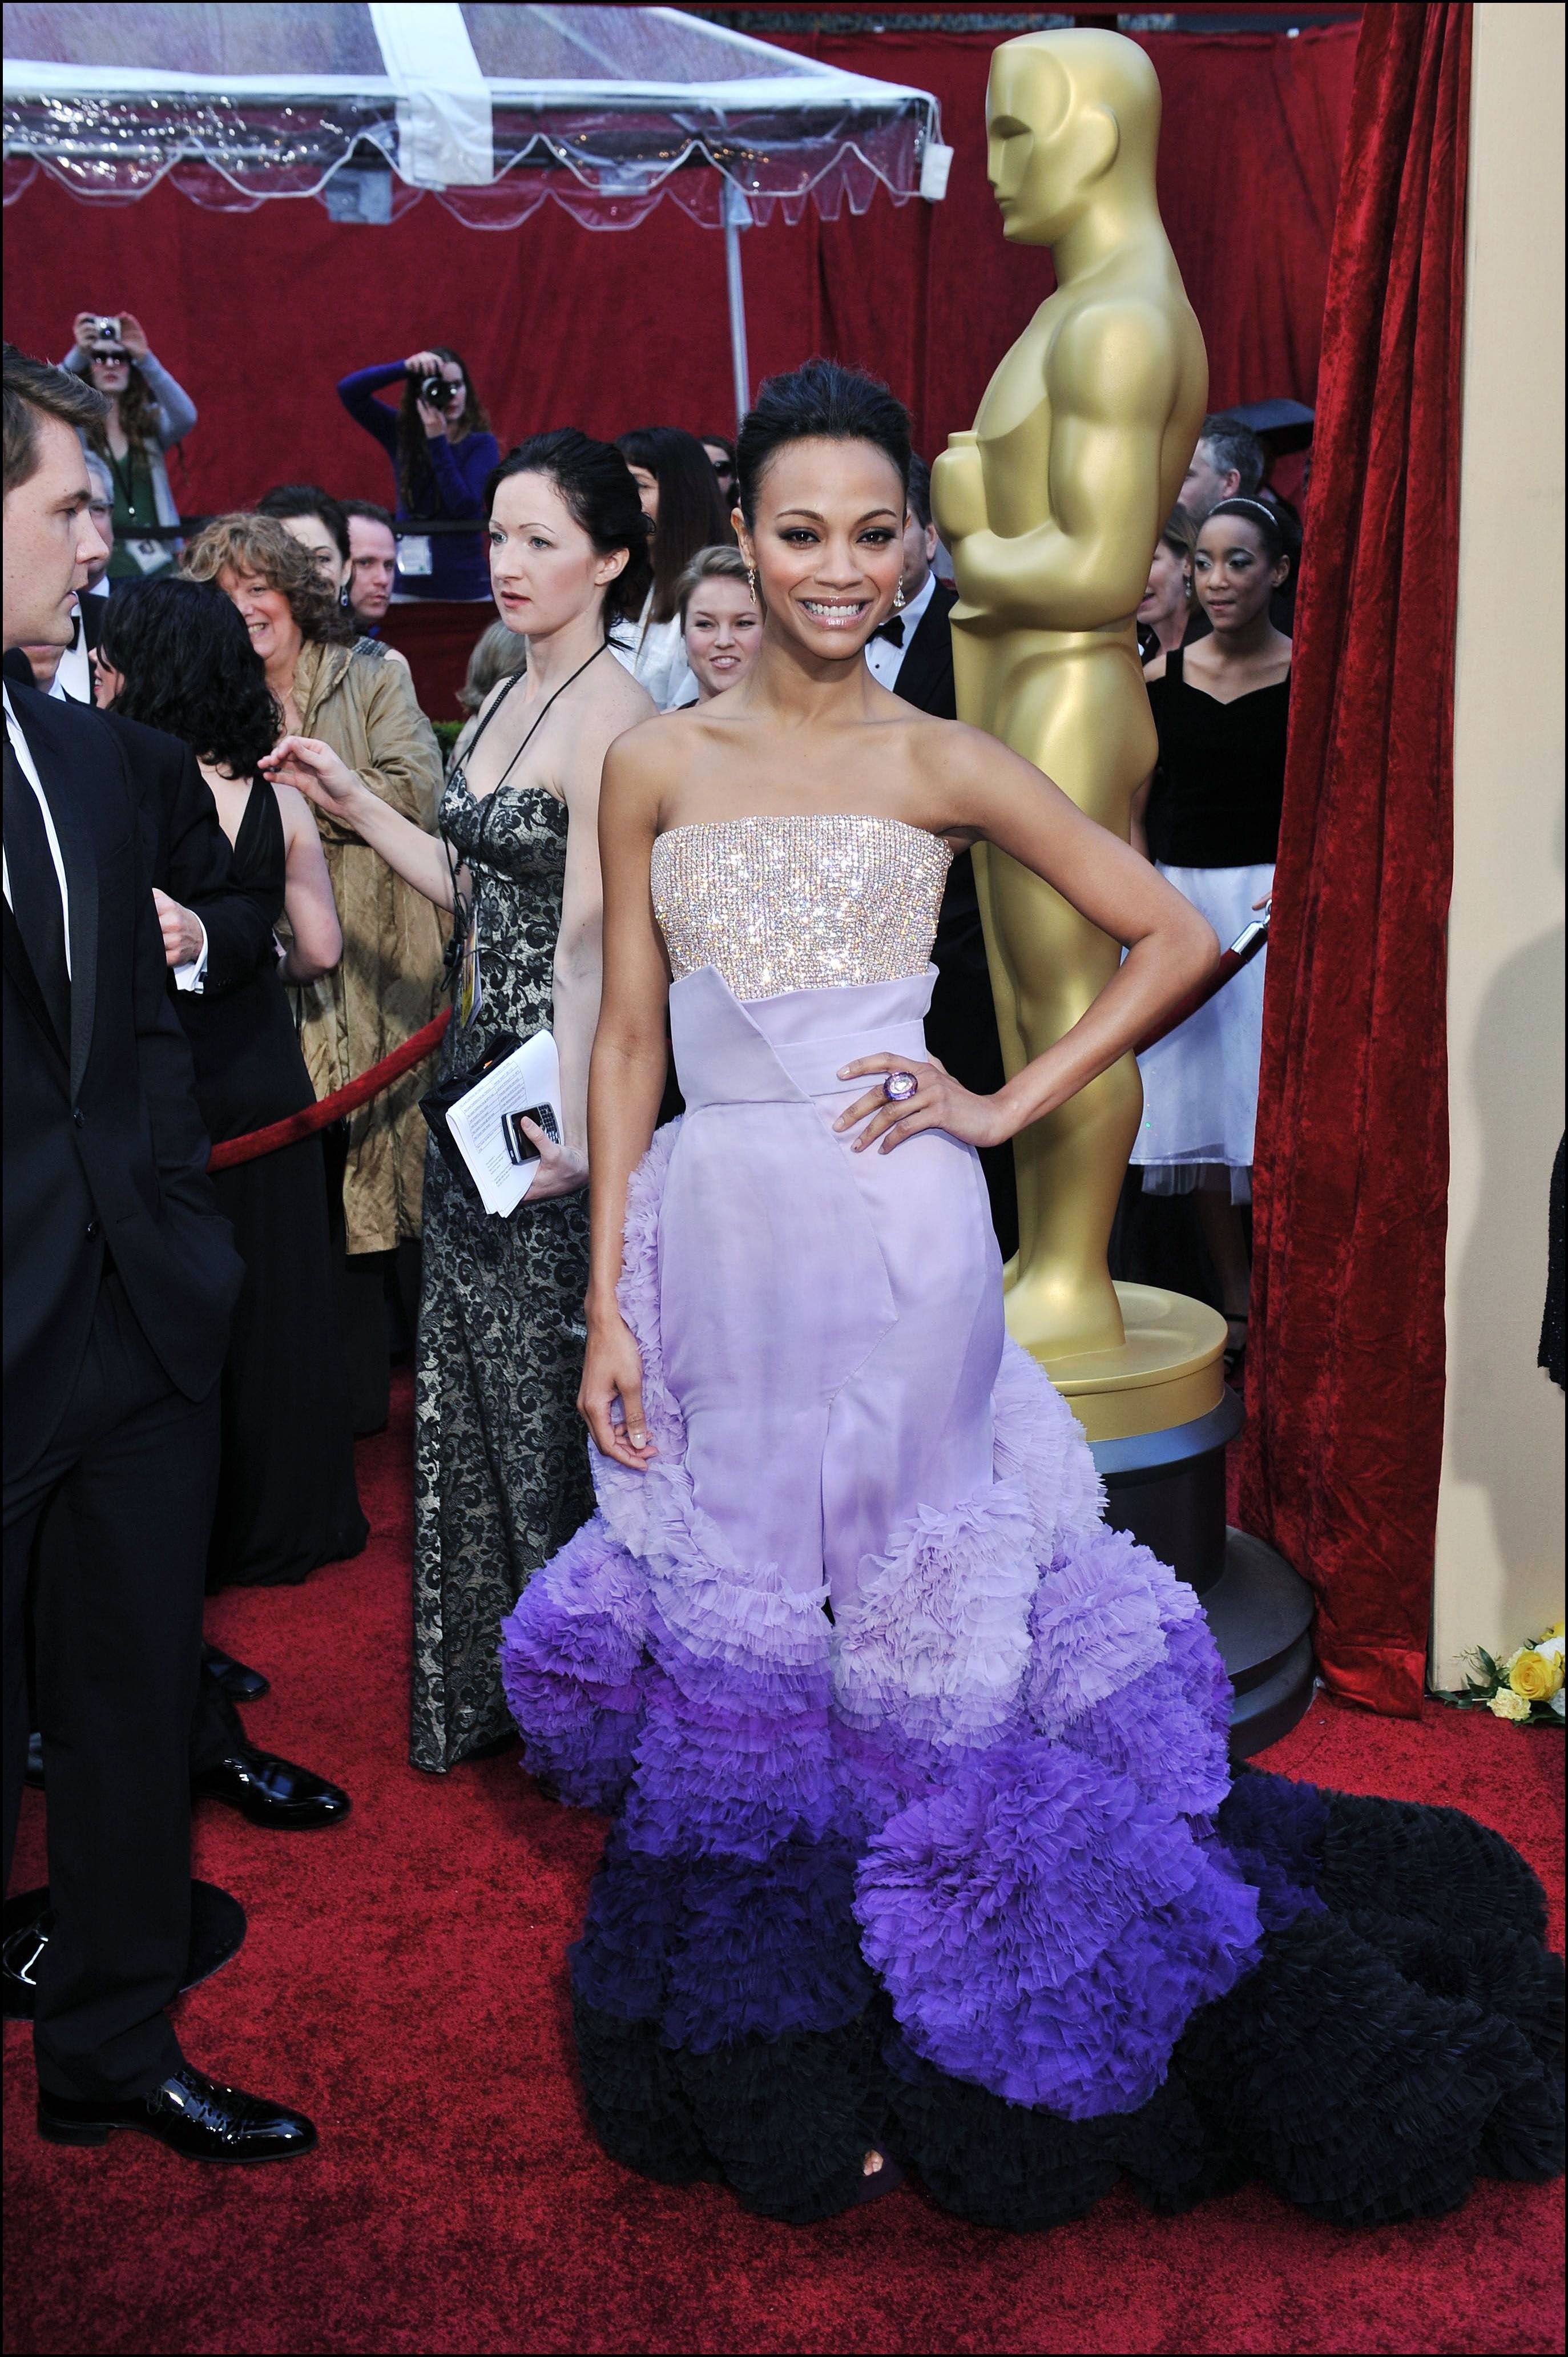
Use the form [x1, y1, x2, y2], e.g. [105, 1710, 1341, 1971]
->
[502, 815, 1563, 2227]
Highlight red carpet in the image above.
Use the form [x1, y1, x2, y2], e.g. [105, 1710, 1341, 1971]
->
[6, 1374, 1563, 2357]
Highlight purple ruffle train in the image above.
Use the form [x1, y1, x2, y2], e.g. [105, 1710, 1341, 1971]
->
[502, 969, 1563, 2227]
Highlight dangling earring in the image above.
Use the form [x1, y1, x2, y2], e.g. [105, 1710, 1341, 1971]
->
[745, 565, 757, 605]
[893, 579, 906, 611]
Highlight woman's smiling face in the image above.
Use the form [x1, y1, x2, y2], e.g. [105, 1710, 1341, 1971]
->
[683, 576, 762, 699]
[740, 437, 906, 664]
[218, 566, 300, 668]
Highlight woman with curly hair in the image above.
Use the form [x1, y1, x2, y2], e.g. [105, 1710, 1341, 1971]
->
[94, 575, 367, 1587]
[183, 513, 449, 1433]
[62, 308, 196, 579]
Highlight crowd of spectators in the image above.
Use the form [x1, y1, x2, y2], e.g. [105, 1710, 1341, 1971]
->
[31, 316, 1311, 1408]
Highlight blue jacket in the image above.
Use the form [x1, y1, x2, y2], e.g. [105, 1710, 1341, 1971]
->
[336, 361, 498, 601]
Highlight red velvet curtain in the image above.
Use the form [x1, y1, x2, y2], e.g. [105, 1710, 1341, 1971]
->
[1238, 2, 1472, 1717]
[0, 25, 1356, 515]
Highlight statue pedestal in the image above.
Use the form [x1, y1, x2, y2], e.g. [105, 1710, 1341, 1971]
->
[1054, 1286, 1316, 1755]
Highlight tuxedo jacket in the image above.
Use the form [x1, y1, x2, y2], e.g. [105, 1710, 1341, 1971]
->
[890, 578, 957, 723]
[1, 652, 273, 1000]
[3, 682, 243, 1478]
[888, 582, 997, 1067]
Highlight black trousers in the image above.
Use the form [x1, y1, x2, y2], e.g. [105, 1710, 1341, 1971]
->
[3, 1273, 219, 2101]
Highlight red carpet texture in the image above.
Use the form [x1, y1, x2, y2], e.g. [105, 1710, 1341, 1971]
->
[5, 1374, 1563, 2357]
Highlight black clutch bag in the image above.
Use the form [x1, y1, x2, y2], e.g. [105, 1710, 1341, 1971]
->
[418, 1030, 521, 1206]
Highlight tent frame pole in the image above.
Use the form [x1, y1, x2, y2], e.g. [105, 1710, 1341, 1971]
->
[724, 204, 751, 432]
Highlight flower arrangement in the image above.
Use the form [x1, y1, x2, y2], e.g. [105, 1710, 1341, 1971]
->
[1432, 1622, 1566, 1725]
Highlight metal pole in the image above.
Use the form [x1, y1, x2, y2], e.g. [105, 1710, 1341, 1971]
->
[724, 199, 751, 432]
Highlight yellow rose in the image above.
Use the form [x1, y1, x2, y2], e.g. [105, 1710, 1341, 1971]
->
[1488, 1687, 1532, 1721]
[1507, 1650, 1563, 1703]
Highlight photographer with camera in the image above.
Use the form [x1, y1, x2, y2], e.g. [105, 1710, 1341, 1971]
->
[62, 311, 196, 581]
[335, 348, 497, 602]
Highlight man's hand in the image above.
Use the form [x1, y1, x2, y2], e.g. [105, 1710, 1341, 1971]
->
[152, 888, 203, 968]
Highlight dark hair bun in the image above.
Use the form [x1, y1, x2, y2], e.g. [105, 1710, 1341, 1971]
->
[487, 429, 652, 632]
[736, 359, 910, 523]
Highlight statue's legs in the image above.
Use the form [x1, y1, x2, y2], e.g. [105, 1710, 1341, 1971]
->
[961, 635, 1154, 1357]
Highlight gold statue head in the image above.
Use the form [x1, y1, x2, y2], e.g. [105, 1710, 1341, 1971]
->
[986, 29, 1161, 245]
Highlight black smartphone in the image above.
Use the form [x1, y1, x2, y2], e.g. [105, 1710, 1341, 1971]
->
[503, 1105, 560, 1163]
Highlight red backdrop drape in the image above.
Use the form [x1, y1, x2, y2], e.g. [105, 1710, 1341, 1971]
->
[1, 23, 1356, 518]
[1239, 1, 1472, 1718]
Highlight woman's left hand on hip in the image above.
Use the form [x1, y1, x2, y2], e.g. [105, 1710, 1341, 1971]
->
[832, 1053, 1008, 1155]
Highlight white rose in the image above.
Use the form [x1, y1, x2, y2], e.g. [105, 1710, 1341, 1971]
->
[1551, 1690, 1565, 1719]
[1537, 1631, 1565, 1663]
[1488, 1687, 1531, 1722]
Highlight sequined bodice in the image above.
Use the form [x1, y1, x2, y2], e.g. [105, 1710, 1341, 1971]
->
[651, 815, 952, 1003]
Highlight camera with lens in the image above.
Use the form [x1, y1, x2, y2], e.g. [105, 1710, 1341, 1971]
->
[420, 375, 459, 410]
[87, 316, 122, 347]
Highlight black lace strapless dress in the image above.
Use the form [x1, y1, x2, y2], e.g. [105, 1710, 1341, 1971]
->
[410, 768, 593, 1772]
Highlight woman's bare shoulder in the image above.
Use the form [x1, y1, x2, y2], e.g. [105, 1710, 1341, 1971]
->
[594, 651, 658, 723]
[1143, 647, 1170, 683]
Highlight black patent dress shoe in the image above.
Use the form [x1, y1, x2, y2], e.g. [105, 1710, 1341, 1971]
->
[3, 1881, 246, 2022]
[193, 1746, 351, 1830]
[201, 1642, 271, 1703]
[38, 2062, 317, 2163]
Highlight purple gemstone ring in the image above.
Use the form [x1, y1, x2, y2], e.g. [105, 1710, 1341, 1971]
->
[881, 1070, 920, 1105]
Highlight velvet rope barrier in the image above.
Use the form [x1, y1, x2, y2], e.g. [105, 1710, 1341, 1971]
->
[207, 1009, 450, 1171]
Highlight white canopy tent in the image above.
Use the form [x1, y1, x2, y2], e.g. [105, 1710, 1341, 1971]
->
[3, 3, 950, 425]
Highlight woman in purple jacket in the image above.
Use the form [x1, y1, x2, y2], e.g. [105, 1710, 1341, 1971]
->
[336, 346, 498, 601]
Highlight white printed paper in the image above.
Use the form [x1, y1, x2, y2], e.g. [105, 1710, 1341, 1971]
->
[444, 1030, 562, 1217]
[398, 535, 433, 577]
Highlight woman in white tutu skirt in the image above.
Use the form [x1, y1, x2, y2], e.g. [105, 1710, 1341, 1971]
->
[1132, 497, 1293, 1370]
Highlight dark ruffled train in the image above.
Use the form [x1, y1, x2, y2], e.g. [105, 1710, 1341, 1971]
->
[501, 972, 1564, 2230]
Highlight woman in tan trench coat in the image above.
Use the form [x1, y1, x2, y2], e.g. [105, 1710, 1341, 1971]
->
[184, 514, 448, 1427]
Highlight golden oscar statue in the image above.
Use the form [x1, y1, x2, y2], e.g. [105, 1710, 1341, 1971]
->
[933, 26, 1226, 1443]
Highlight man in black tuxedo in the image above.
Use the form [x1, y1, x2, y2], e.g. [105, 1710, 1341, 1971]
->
[0, 650, 354, 1897]
[2, 344, 314, 2161]
[866, 454, 1018, 1259]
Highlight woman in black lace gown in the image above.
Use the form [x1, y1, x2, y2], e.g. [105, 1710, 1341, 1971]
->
[98, 578, 367, 1586]
[267, 432, 655, 1768]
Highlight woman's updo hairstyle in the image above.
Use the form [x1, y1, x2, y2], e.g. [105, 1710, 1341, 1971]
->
[1203, 495, 1294, 576]
[736, 359, 911, 526]
[486, 429, 652, 634]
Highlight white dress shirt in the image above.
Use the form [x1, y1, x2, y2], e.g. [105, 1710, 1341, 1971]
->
[608, 594, 697, 712]
[864, 569, 938, 692]
[3, 683, 72, 973]
[3, 679, 207, 991]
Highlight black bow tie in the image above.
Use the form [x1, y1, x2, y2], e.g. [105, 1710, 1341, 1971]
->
[870, 614, 905, 647]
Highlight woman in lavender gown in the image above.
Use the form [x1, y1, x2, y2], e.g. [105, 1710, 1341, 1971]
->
[501, 364, 1563, 2228]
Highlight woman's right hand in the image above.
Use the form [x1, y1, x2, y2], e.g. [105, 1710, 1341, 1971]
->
[259, 736, 367, 827]
[578, 1310, 657, 1472]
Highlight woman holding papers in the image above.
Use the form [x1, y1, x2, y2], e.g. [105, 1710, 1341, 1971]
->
[264, 430, 654, 1770]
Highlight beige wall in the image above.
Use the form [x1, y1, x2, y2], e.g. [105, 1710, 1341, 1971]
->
[1433, 0, 1566, 1683]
